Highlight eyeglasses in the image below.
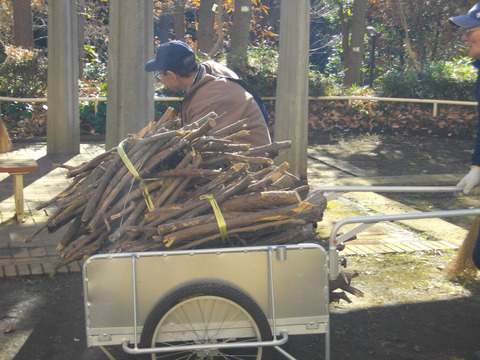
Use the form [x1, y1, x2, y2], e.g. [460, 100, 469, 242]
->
[154, 71, 163, 82]
[464, 27, 480, 35]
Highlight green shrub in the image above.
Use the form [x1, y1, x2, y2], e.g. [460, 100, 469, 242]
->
[309, 68, 341, 96]
[1, 102, 47, 138]
[82, 45, 107, 82]
[244, 43, 340, 97]
[0, 46, 47, 97]
[376, 58, 476, 101]
[79, 100, 106, 133]
[243, 44, 278, 97]
[83, 62, 107, 82]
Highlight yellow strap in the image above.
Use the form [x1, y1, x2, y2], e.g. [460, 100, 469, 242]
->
[117, 145, 155, 211]
[99, 346, 117, 360]
[200, 194, 229, 242]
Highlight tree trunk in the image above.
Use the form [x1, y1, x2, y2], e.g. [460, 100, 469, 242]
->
[208, 0, 225, 58]
[12, 0, 34, 49]
[338, 3, 350, 68]
[392, 0, 421, 71]
[77, 0, 86, 78]
[172, 0, 185, 40]
[344, 0, 367, 86]
[0, 40, 7, 63]
[227, 0, 252, 74]
[197, 0, 216, 54]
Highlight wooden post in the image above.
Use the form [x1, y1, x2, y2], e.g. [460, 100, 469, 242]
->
[47, 0, 80, 155]
[12, 173, 25, 222]
[0, 159, 39, 223]
[105, 0, 154, 150]
[273, 0, 310, 180]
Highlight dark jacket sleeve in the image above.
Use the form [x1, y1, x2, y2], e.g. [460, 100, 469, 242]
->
[473, 118, 480, 166]
[472, 60, 480, 167]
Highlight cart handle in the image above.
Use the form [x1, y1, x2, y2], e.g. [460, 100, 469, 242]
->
[313, 185, 472, 201]
[314, 185, 465, 193]
[328, 208, 480, 280]
[121, 329, 289, 355]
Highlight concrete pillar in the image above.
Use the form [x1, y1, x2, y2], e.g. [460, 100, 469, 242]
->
[274, 0, 310, 180]
[105, 1, 154, 150]
[47, 0, 79, 155]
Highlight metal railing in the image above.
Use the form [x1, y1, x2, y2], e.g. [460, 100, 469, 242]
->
[0, 95, 477, 118]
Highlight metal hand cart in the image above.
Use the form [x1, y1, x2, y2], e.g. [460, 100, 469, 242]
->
[83, 243, 330, 360]
[83, 186, 480, 360]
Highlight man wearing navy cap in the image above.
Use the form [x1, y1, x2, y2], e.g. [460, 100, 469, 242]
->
[450, 10, 480, 357]
[145, 40, 271, 147]
[451, 3, 480, 195]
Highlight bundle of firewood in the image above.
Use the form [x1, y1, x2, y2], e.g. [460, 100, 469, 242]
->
[26, 108, 327, 272]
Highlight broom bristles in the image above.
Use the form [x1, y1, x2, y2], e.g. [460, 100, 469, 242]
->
[445, 216, 480, 280]
[0, 118, 12, 153]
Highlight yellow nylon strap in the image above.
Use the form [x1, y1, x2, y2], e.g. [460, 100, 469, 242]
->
[200, 194, 229, 242]
[117, 145, 155, 211]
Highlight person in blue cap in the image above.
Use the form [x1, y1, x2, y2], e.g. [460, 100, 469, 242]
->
[450, 2, 480, 270]
[145, 40, 271, 147]
[451, 3, 480, 197]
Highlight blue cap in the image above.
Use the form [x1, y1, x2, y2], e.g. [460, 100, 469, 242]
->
[145, 40, 195, 72]
[449, 3, 480, 27]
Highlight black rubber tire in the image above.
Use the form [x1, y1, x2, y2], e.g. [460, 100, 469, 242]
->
[140, 283, 273, 360]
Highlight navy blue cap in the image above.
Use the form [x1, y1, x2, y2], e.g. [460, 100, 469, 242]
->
[145, 40, 195, 72]
[449, 3, 480, 27]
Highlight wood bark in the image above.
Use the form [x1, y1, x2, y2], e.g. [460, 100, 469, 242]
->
[343, 0, 368, 86]
[392, 0, 421, 71]
[162, 202, 314, 247]
[197, 0, 216, 54]
[227, 0, 252, 73]
[12, 0, 34, 49]
[172, 0, 186, 40]
[208, 0, 225, 58]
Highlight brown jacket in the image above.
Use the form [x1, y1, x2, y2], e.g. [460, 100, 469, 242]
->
[181, 61, 271, 147]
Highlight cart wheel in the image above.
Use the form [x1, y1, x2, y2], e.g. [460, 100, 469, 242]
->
[140, 283, 273, 360]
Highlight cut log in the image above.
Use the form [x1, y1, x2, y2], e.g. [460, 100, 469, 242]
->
[162, 202, 314, 247]
[219, 191, 301, 211]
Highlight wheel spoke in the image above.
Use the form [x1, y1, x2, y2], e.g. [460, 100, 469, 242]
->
[154, 349, 195, 359]
[142, 284, 271, 360]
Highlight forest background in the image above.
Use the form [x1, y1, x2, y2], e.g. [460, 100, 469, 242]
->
[0, 0, 478, 141]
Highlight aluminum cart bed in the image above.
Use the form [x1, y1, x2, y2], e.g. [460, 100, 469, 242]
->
[83, 243, 330, 359]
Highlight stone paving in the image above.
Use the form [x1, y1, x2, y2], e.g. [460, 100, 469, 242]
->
[0, 140, 105, 278]
[0, 139, 467, 278]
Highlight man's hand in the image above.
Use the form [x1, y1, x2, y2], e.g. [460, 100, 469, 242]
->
[457, 166, 480, 194]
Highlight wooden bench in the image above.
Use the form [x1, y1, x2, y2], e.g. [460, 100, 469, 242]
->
[0, 159, 39, 222]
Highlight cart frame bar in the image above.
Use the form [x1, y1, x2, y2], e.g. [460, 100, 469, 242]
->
[313, 185, 480, 279]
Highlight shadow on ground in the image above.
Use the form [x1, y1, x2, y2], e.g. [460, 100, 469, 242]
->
[2, 273, 479, 360]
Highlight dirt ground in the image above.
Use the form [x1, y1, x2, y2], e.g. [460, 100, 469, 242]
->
[310, 131, 480, 229]
[2, 132, 480, 360]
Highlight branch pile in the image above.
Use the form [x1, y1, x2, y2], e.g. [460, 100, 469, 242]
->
[26, 109, 327, 272]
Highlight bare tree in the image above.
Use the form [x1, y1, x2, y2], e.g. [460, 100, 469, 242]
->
[172, 0, 185, 40]
[208, 0, 225, 58]
[197, 0, 216, 54]
[343, 0, 367, 86]
[12, 0, 34, 48]
[227, 0, 252, 74]
[390, 0, 421, 71]
[0, 40, 7, 63]
[77, 0, 86, 78]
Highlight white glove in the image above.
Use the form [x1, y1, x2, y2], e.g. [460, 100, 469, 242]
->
[457, 166, 480, 194]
